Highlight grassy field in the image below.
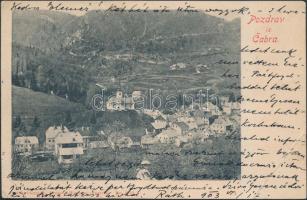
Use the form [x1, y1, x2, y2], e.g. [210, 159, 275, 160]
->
[12, 86, 88, 142]
[12, 86, 86, 119]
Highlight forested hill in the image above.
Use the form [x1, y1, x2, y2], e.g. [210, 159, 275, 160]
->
[13, 10, 239, 53]
[12, 10, 240, 105]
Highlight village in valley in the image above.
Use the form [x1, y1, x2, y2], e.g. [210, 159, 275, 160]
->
[14, 88, 240, 167]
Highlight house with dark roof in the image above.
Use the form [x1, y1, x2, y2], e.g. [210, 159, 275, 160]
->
[210, 116, 232, 134]
[170, 122, 189, 134]
[151, 115, 168, 134]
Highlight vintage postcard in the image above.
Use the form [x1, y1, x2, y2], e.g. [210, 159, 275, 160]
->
[1, 1, 306, 199]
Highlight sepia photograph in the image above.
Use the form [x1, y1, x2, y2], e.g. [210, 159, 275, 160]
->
[11, 9, 241, 180]
[1, 1, 306, 199]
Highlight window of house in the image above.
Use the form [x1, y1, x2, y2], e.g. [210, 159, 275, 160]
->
[62, 143, 78, 148]
[49, 139, 51, 142]
[62, 155, 73, 159]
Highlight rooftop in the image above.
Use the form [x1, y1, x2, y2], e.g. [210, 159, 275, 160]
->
[55, 131, 83, 144]
[15, 136, 39, 145]
[45, 126, 69, 138]
[174, 122, 189, 131]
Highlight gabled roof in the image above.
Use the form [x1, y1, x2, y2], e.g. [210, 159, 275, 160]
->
[157, 128, 181, 138]
[194, 110, 204, 118]
[155, 115, 166, 121]
[15, 136, 39, 144]
[174, 122, 189, 131]
[141, 135, 158, 144]
[195, 117, 206, 126]
[55, 131, 83, 144]
[45, 126, 69, 139]
[151, 120, 167, 130]
[166, 115, 177, 123]
[212, 116, 231, 125]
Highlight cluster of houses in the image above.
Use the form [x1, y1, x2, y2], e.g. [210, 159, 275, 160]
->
[14, 92, 240, 165]
[140, 97, 240, 148]
[14, 126, 85, 164]
[105, 90, 240, 115]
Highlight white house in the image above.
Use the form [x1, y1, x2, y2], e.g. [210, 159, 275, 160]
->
[156, 128, 181, 144]
[45, 126, 69, 151]
[141, 134, 159, 148]
[195, 114, 210, 129]
[143, 109, 164, 119]
[54, 131, 84, 164]
[14, 136, 39, 155]
[169, 63, 186, 71]
[196, 64, 208, 69]
[210, 116, 232, 134]
[106, 91, 135, 111]
[195, 64, 208, 74]
[151, 115, 168, 133]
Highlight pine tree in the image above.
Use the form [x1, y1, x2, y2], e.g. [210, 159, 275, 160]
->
[90, 112, 97, 124]
[30, 75, 38, 91]
[64, 111, 72, 124]
[13, 115, 21, 128]
[32, 116, 40, 129]
[19, 122, 27, 136]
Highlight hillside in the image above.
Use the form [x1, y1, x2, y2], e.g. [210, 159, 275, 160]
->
[12, 86, 153, 143]
[12, 10, 76, 52]
[12, 10, 241, 106]
[12, 86, 86, 118]
[12, 86, 88, 143]
[12, 10, 240, 105]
